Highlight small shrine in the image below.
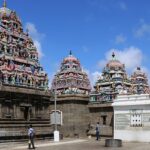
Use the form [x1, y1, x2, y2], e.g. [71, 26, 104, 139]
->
[51, 51, 91, 96]
[131, 67, 150, 94]
[90, 52, 131, 103]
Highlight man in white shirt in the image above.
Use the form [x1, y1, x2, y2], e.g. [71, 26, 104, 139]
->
[28, 125, 35, 149]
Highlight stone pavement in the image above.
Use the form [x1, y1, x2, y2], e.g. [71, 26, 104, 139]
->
[0, 138, 150, 150]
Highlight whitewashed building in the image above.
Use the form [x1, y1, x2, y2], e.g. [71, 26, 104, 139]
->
[112, 94, 150, 142]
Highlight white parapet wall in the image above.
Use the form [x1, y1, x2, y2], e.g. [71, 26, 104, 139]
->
[112, 94, 150, 142]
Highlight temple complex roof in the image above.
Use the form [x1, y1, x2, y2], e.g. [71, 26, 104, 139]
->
[60, 50, 82, 72]
[0, 1, 10, 15]
[51, 51, 91, 96]
[63, 50, 79, 64]
[106, 52, 125, 70]
[0, 1, 48, 90]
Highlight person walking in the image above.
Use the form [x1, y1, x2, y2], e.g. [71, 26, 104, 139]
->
[96, 122, 100, 141]
[28, 124, 35, 149]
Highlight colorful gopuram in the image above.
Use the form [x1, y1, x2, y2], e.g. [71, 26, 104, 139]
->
[0, 1, 50, 140]
[51, 51, 91, 95]
[0, 1, 48, 89]
[90, 52, 131, 103]
[131, 67, 150, 94]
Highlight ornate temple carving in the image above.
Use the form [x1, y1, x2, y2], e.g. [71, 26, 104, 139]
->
[51, 51, 91, 96]
[131, 67, 150, 94]
[90, 52, 131, 102]
[0, 2, 48, 90]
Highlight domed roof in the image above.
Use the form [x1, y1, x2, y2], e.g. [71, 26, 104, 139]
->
[63, 50, 79, 63]
[133, 67, 145, 76]
[0, 7, 11, 17]
[106, 52, 124, 69]
[51, 51, 91, 96]
[0, 1, 11, 17]
[60, 51, 81, 72]
[0, 1, 21, 24]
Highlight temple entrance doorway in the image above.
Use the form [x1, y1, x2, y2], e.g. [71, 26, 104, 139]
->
[20, 104, 32, 121]
[24, 106, 30, 121]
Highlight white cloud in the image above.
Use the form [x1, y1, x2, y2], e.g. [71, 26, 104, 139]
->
[119, 2, 127, 10]
[48, 72, 56, 89]
[134, 23, 150, 38]
[25, 22, 45, 59]
[115, 34, 126, 44]
[83, 68, 101, 88]
[98, 59, 106, 69]
[91, 71, 102, 85]
[140, 66, 150, 84]
[98, 46, 143, 73]
[34, 40, 43, 59]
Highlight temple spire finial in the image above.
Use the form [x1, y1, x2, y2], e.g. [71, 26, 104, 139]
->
[69, 50, 72, 56]
[3, 0, 6, 8]
[112, 52, 115, 58]
[137, 67, 141, 70]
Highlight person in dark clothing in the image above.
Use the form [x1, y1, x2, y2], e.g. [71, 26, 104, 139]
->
[28, 125, 35, 149]
[96, 122, 100, 140]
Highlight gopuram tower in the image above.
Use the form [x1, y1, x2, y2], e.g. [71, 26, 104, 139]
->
[90, 52, 131, 103]
[131, 67, 150, 94]
[51, 51, 91, 137]
[88, 52, 131, 136]
[0, 1, 50, 140]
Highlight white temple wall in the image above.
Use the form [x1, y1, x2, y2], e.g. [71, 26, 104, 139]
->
[113, 94, 150, 142]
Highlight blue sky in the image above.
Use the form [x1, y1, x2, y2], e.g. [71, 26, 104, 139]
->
[4, 0, 150, 86]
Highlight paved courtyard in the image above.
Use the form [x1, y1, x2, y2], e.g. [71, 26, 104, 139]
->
[0, 138, 150, 150]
